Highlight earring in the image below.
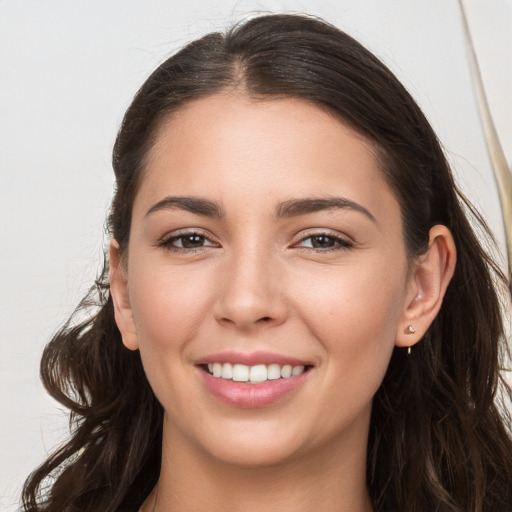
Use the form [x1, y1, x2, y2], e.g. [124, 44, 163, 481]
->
[405, 325, 415, 355]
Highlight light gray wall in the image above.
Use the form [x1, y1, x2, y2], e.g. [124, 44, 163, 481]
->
[1, 1, 510, 509]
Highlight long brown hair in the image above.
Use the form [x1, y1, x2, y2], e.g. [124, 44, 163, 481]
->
[23, 14, 512, 512]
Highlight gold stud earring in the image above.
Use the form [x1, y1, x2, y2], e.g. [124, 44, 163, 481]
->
[405, 325, 415, 355]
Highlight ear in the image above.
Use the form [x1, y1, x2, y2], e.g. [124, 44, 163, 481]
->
[109, 239, 139, 351]
[396, 225, 456, 349]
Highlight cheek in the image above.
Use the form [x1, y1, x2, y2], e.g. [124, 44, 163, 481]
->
[301, 260, 403, 324]
[294, 258, 406, 378]
[126, 260, 218, 419]
[128, 260, 214, 352]
[294, 262, 406, 434]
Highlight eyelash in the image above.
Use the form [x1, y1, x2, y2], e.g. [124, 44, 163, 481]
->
[159, 230, 218, 253]
[158, 231, 353, 253]
[293, 233, 353, 252]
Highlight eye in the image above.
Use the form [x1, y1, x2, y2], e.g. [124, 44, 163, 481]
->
[160, 231, 218, 251]
[294, 233, 353, 251]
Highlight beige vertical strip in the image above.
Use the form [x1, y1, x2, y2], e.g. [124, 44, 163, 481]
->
[457, 0, 512, 290]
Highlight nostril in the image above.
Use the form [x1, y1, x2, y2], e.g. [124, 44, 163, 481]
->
[258, 316, 272, 323]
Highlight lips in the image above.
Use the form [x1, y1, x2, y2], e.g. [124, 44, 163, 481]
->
[196, 351, 313, 408]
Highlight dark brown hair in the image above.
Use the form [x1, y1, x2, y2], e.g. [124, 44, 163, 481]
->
[23, 13, 512, 512]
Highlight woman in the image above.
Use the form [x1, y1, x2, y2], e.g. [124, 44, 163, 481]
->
[23, 13, 512, 512]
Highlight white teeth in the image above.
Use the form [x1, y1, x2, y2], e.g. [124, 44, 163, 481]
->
[212, 363, 222, 378]
[206, 362, 307, 382]
[292, 365, 305, 376]
[221, 363, 233, 379]
[249, 364, 267, 383]
[232, 364, 250, 382]
[280, 365, 292, 378]
[267, 364, 281, 380]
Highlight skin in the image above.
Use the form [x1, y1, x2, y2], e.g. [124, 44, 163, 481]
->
[110, 93, 456, 512]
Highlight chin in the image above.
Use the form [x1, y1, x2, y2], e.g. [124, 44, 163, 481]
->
[168, 412, 309, 469]
[203, 436, 304, 469]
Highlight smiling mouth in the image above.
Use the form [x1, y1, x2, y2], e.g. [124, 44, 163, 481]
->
[202, 363, 312, 384]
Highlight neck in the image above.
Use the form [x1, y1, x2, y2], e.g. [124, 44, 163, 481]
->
[144, 416, 373, 512]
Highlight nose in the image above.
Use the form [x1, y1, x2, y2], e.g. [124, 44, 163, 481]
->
[212, 248, 288, 331]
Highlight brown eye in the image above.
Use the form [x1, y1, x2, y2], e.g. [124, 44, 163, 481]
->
[295, 233, 353, 251]
[161, 232, 218, 251]
[179, 234, 207, 248]
[310, 235, 336, 248]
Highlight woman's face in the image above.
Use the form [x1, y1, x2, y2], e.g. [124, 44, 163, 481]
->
[116, 94, 416, 467]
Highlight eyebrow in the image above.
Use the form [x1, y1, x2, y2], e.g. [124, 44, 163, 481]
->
[276, 197, 376, 223]
[145, 196, 224, 218]
[145, 195, 376, 223]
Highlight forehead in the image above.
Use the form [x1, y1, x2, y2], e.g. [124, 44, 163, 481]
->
[135, 93, 398, 220]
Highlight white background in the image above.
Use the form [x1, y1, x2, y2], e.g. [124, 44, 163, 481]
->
[1, 1, 511, 510]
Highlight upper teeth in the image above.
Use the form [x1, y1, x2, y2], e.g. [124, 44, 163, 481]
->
[207, 363, 305, 383]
